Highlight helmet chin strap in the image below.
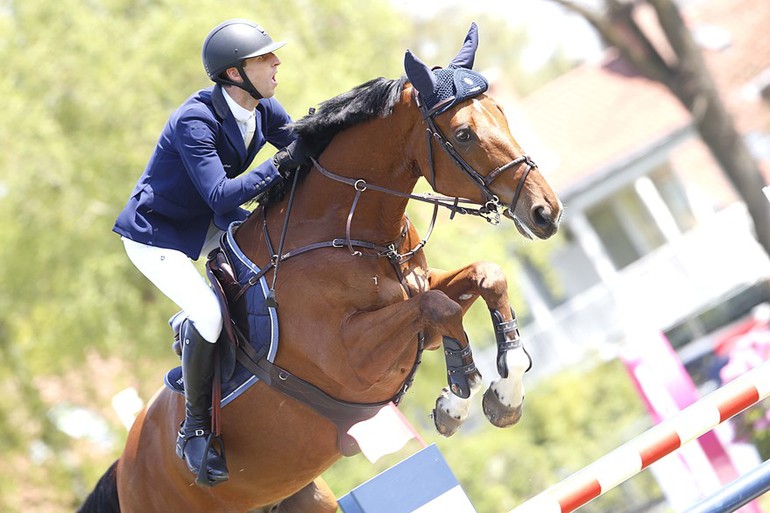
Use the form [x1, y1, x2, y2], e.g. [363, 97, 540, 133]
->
[217, 64, 263, 101]
[235, 65, 263, 101]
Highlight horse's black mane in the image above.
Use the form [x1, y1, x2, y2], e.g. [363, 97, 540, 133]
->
[294, 76, 407, 154]
[258, 76, 408, 206]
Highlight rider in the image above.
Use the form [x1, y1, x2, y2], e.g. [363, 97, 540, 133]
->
[113, 18, 309, 485]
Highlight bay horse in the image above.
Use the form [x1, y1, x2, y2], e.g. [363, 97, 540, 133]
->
[79, 24, 562, 512]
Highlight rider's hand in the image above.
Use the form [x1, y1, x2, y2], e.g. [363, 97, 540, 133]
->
[272, 137, 311, 179]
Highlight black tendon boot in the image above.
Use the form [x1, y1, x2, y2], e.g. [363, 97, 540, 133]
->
[175, 321, 229, 486]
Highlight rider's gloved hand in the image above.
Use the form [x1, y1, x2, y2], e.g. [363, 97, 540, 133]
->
[272, 137, 311, 180]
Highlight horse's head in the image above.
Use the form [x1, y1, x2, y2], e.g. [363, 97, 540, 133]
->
[405, 23, 562, 240]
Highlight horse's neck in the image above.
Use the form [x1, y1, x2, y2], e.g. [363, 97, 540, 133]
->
[295, 119, 420, 244]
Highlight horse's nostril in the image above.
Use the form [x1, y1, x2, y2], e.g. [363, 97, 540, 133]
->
[532, 205, 552, 227]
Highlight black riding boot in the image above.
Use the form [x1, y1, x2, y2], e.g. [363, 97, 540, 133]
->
[175, 321, 229, 485]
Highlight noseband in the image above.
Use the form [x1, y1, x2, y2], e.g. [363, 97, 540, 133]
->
[415, 91, 536, 221]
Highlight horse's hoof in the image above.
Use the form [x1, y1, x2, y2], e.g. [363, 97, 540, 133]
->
[482, 387, 523, 427]
[431, 388, 464, 437]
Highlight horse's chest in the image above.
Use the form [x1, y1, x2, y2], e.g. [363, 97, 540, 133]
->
[362, 264, 428, 305]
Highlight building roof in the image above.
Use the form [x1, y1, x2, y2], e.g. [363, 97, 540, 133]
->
[511, 0, 770, 196]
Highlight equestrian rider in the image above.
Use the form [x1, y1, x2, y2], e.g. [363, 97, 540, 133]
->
[113, 19, 308, 485]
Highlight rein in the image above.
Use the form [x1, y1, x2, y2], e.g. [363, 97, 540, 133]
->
[312, 157, 501, 225]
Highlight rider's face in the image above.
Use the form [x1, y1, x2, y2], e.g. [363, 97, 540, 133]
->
[240, 52, 281, 99]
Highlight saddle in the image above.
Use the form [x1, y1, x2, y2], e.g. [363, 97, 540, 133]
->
[168, 245, 252, 381]
[205, 245, 250, 381]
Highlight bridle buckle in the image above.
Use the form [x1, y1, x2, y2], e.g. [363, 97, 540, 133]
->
[479, 197, 501, 225]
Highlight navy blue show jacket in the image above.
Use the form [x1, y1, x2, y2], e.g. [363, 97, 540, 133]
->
[113, 84, 295, 259]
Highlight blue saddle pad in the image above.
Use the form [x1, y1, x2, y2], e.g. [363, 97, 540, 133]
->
[164, 221, 278, 408]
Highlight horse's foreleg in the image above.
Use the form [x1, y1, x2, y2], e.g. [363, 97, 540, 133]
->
[428, 262, 528, 429]
[431, 333, 484, 437]
[342, 290, 482, 436]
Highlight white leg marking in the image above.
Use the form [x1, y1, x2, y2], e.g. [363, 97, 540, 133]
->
[437, 375, 483, 420]
[490, 346, 529, 408]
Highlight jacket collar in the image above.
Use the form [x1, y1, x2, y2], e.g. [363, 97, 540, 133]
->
[212, 84, 259, 164]
[212, 84, 230, 121]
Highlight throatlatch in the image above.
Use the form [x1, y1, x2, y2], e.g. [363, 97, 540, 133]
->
[490, 308, 531, 379]
[442, 336, 477, 399]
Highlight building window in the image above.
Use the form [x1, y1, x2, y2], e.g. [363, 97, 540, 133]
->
[651, 165, 697, 233]
[584, 162, 696, 270]
[586, 198, 644, 269]
[616, 186, 668, 253]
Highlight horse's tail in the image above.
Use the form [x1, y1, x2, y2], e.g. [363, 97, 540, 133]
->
[77, 460, 120, 513]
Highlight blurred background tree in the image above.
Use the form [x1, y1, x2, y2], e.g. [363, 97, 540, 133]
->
[0, 1, 657, 511]
[552, 0, 770, 257]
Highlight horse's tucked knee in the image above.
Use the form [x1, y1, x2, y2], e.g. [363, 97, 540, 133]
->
[469, 261, 508, 295]
[419, 290, 462, 325]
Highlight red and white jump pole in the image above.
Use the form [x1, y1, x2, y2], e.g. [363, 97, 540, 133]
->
[509, 358, 770, 513]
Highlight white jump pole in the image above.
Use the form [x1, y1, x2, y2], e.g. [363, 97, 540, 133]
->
[509, 358, 770, 513]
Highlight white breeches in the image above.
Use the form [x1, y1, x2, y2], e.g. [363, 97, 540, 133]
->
[122, 228, 224, 343]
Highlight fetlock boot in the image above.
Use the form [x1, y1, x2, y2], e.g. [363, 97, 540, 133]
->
[175, 321, 229, 485]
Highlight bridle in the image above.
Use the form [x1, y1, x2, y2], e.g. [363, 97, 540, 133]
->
[309, 90, 537, 238]
[414, 90, 536, 223]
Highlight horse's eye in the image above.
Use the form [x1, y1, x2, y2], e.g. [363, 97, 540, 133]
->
[455, 128, 472, 142]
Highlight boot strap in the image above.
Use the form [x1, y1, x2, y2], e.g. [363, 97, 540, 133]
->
[178, 425, 209, 441]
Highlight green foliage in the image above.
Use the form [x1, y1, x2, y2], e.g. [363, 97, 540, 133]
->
[732, 401, 770, 460]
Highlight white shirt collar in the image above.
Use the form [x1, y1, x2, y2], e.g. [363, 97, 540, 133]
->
[221, 88, 254, 123]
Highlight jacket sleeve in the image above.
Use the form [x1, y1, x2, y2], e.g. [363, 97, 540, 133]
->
[175, 112, 282, 216]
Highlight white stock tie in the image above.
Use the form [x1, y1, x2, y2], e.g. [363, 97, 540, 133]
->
[244, 114, 256, 148]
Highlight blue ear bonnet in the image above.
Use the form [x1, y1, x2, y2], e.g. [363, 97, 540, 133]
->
[423, 66, 489, 115]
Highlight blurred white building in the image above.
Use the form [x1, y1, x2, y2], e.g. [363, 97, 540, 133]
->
[499, 0, 770, 383]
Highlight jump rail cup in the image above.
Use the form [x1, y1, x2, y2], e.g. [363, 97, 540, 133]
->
[509, 358, 770, 513]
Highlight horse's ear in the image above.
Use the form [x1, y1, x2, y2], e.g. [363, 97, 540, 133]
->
[404, 50, 436, 99]
[448, 22, 479, 69]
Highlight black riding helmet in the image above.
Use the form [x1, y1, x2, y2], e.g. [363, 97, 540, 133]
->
[202, 19, 286, 100]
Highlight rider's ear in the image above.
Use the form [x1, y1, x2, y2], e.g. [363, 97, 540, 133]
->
[224, 66, 242, 83]
[448, 22, 479, 70]
[404, 50, 437, 99]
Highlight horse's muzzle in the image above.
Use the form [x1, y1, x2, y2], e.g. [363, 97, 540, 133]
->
[504, 203, 560, 240]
